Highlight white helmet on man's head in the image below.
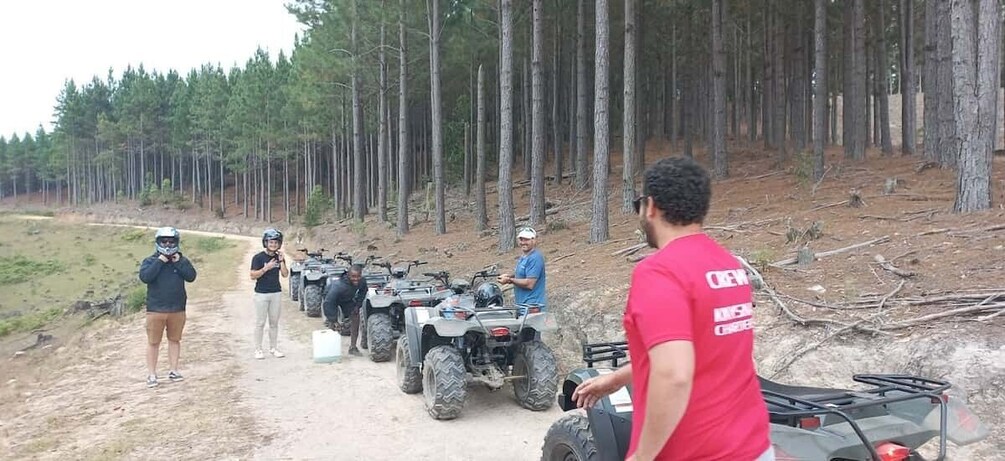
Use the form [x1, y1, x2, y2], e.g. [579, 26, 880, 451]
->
[155, 227, 180, 256]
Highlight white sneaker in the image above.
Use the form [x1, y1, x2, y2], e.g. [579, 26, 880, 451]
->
[254, 349, 265, 360]
[270, 348, 285, 358]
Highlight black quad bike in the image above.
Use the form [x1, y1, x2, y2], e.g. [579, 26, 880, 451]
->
[396, 269, 559, 421]
[298, 250, 351, 318]
[362, 260, 455, 363]
[541, 341, 990, 461]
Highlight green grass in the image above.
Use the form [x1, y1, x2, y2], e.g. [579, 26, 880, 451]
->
[0, 216, 245, 337]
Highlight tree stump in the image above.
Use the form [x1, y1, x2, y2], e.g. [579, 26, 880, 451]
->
[796, 247, 815, 266]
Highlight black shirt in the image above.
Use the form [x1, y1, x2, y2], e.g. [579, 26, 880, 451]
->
[251, 251, 283, 294]
[323, 276, 366, 316]
[138, 253, 198, 313]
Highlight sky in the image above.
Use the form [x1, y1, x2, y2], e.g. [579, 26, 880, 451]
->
[0, 0, 306, 138]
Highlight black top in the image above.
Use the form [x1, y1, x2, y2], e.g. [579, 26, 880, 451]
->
[251, 251, 283, 294]
[138, 253, 198, 313]
[323, 276, 366, 314]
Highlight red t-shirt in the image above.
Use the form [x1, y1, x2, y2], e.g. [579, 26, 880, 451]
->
[623, 233, 770, 460]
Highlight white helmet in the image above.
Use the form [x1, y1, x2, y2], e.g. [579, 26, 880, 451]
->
[155, 227, 180, 256]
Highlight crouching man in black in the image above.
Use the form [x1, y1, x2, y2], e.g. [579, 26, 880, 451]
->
[322, 264, 366, 356]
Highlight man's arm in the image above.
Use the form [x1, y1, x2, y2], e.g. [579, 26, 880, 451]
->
[629, 341, 695, 461]
[571, 363, 633, 409]
[175, 256, 198, 282]
[139, 257, 164, 283]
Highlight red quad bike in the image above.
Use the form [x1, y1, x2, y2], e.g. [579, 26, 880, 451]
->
[541, 341, 990, 461]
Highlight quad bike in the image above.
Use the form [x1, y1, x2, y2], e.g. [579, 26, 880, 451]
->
[288, 247, 309, 302]
[396, 269, 559, 420]
[541, 341, 990, 461]
[362, 260, 455, 363]
[298, 249, 350, 318]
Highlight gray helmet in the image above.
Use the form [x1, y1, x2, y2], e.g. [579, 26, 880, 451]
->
[449, 278, 471, 294]
[262, 228, 283, 248]
[474, 282, 503, 308]
[154, 227, 180, 256]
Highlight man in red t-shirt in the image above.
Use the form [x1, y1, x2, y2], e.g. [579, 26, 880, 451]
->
[573, 157, 773, 461]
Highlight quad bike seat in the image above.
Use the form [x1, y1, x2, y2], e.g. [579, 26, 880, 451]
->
[758, 375, 853, 401]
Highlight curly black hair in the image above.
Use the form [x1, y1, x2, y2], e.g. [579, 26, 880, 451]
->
[642, 156, 711, 225]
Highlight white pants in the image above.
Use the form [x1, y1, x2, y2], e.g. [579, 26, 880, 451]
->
[254, 292, 282, 350]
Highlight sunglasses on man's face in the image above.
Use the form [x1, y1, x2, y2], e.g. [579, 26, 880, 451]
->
[632, 195, 648, 214]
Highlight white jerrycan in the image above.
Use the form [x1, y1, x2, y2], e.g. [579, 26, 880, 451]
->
[312, 329, 342, 363]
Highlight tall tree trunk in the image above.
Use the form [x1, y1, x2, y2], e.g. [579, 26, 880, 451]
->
[498, 0, 516, 251]
[711, 0, 728, 178]
[530, 0, 546, 226]
[813, 0, 828, 180]
[876, 0, 893, 155]
[428, 0, 446, 234]
[352, 1, 367, 221]
[900, 0, 916, 155]
[397, 0, 410, 235]
[621, 0, 637, 212]
[936, 0, 956, 167]
[553, 20, 563, 185]
[378, 3, 389, 223]
[844, 0, 867, 160]
[590, 0, 610, 244]
[523, 58, 532, 181]
[772, 7, 787, 160]
[923, 0, 939, 161]
[951, 0, 999, 212]
[476, 64, 488, 231]
[575, 0, 589, 190]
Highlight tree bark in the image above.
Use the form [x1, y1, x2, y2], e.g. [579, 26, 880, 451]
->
[575, 0, 589, 190]
[590, 0, 610, 244]
[813, 0, 828, 180]
[476, 64, 488, 231]
[428, 0, 446, 234]
[900, 0, 916, 155]
[711, 0, 728, 178]
[397, 0, 410, 235]
[498, 0, 516, 251]
[530, 0, 546, 226]
[351, 0, 366, 221]
[378, 3, 389, 222]
[622, 0, 637, 212]
[951, 0, 998, 212]
[923, 0, 939, 161]
[876, 0, 894, 155]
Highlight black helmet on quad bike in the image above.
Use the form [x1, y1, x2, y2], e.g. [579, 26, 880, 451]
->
[262, 228, 283, 249]
[391, 266, 408, 279]
[154, 226, 181, 257]
[474, 282, 503, 308]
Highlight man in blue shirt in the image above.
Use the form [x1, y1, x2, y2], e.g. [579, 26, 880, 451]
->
[499, 227, 546, 310]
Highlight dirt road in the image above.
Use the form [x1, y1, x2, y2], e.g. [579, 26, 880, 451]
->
[0, 229, 564, 460]
[224, 241, 564, 460]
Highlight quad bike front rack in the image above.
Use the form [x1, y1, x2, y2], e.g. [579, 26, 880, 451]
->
[763, 374, 952, 461]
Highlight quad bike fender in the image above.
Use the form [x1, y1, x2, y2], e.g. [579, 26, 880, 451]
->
[303, 270, 326, 282]
[521, 312, 558, 333]
[402, 307, 425, 368]
[426, 317, 472, 337]
[368, 293, 398, 309]
[555, 367, 634, 461]
[922, 397, 991, 446]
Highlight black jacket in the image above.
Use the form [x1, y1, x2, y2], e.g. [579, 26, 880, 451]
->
[138, 253, 198, 313]
[323, 277, 365, 319]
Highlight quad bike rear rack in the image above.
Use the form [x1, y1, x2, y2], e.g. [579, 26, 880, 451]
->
[578, 341, 953, 461]
[582, 340, 631, 369]
[763, 374, 951, 461]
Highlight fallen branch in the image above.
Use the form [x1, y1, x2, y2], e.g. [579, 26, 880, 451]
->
[768, 320, 866, 379]
[915, 228, 950, 237]
[771, 235, 891, 267]
[552, 253, 576, 263]
[876, 280, 907, 311]
[859, 215, 905, 222]
[880, 302, 1005, 330]
[515, 200, 589, 222]
[736, 256, 893, 336]
[611, 243, 647, 256]
[810, 166, 832, 196]
[747, 171, 783, 180]
[809, 200, 848, 212]
[949, 223, 1005, 237]
[873, 254, 916, 278]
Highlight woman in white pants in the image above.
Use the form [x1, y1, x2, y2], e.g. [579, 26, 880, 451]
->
[249, 228, 288, 359]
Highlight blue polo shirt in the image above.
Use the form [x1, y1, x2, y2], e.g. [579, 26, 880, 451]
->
[515, 249, 546, 307]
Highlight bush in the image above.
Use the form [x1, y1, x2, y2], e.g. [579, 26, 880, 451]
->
[191, 236, 234, 254]
[126, 286, 147, 313]
[304, 185, 332, 228]
[0, 307, 63, 338]
[0, 256, 64, 286]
